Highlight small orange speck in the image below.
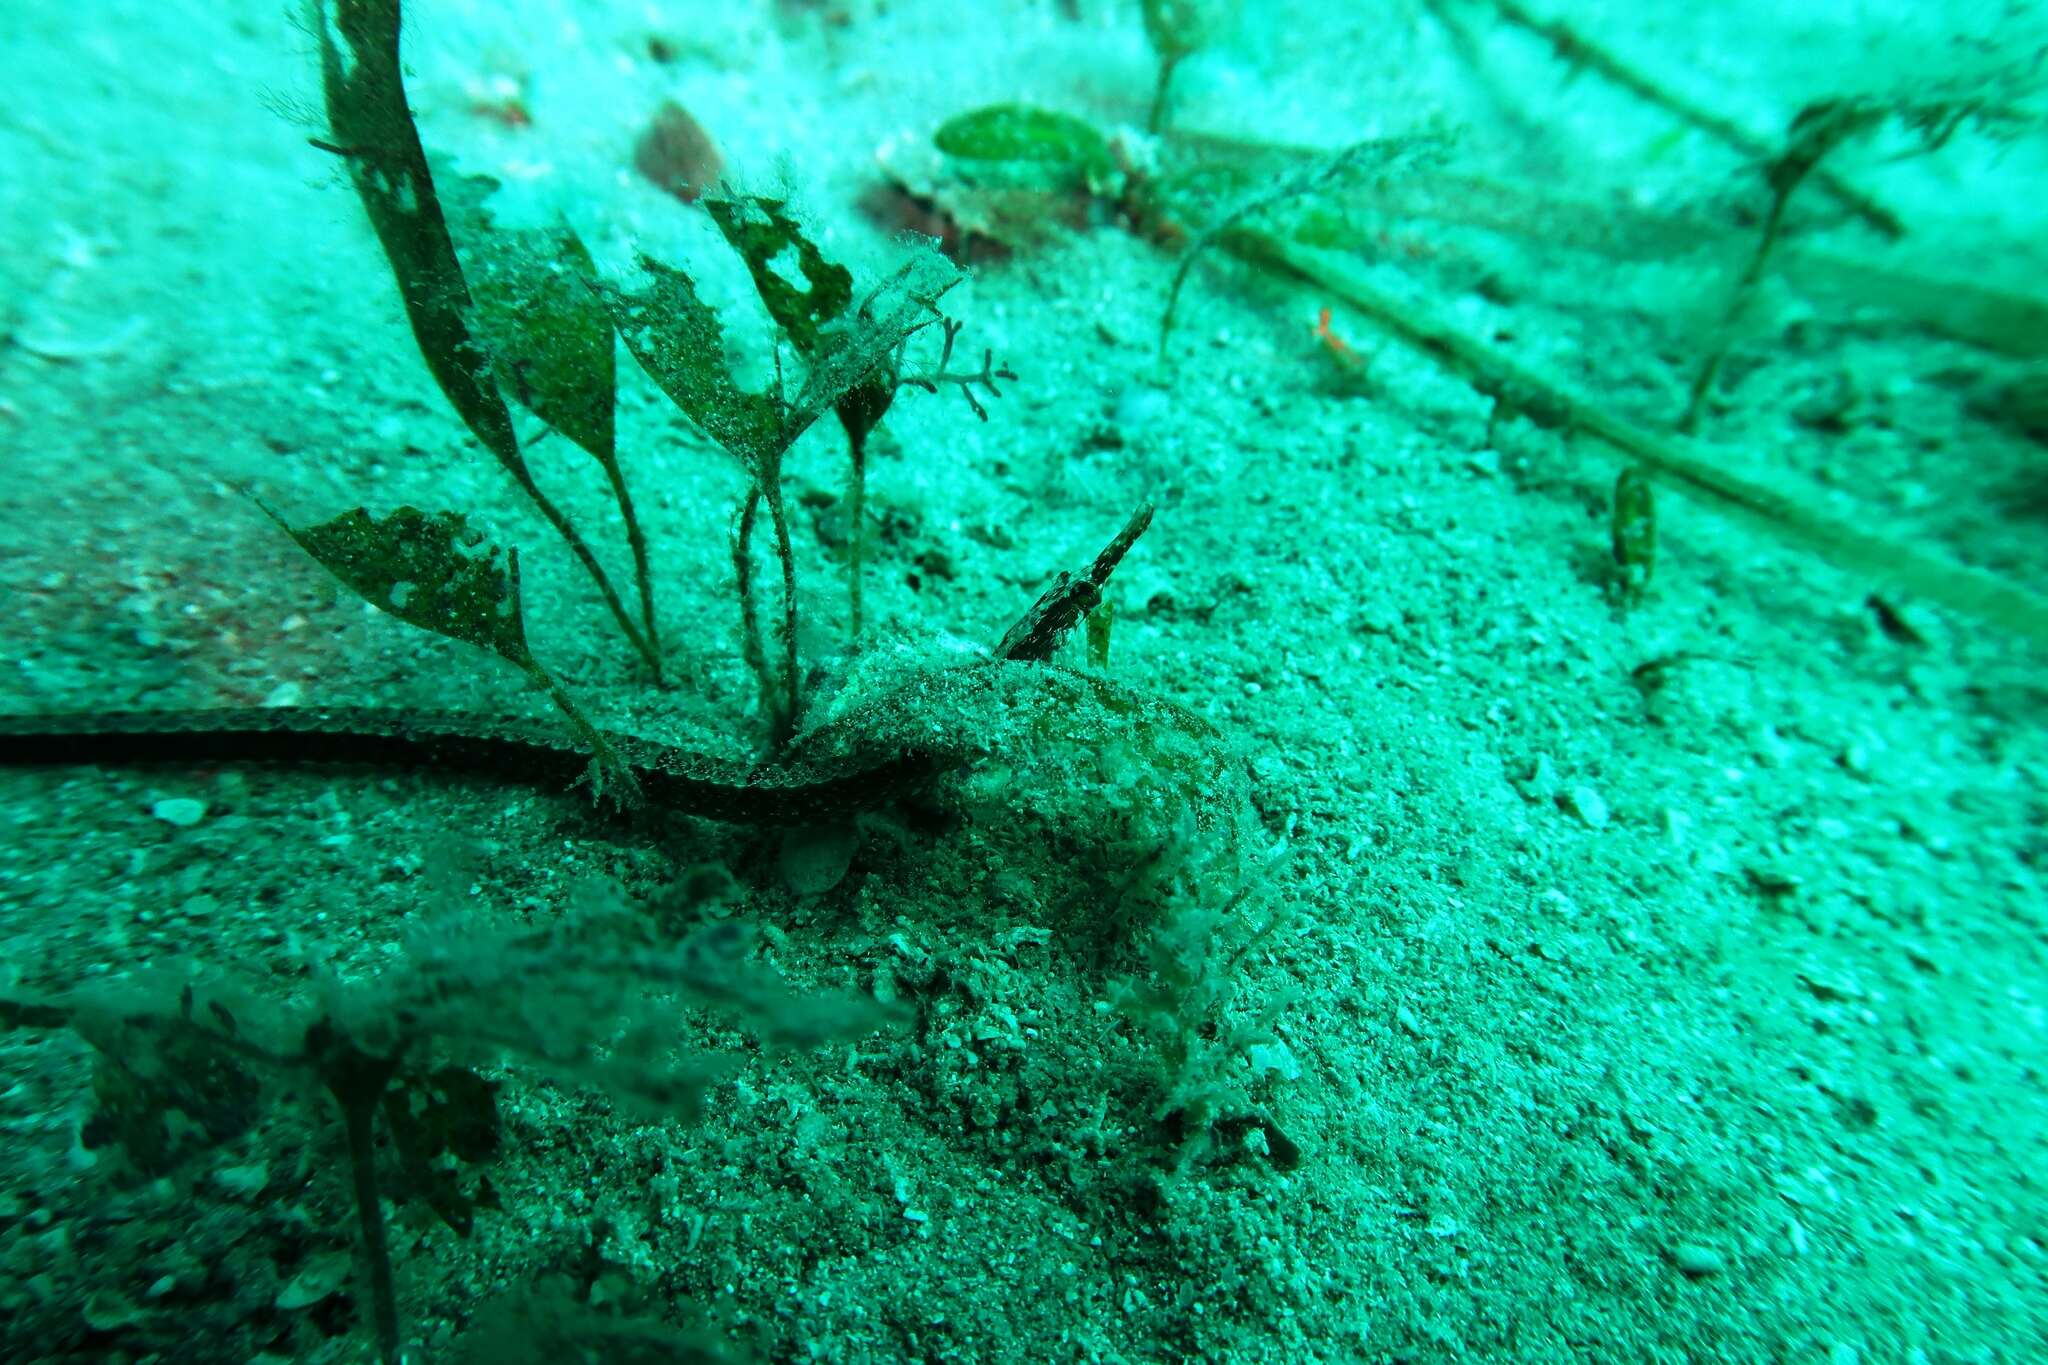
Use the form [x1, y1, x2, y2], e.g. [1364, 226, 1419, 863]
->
[1314, 306, 1366, 371]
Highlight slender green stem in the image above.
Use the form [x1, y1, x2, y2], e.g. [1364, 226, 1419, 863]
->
[846, 434, 868, 642]
[597, 462, 663, 681]
[341, 1097, 400, 1365]
[762, 483, 802, 745]
[732, 486, 780, 734]
[1679, 150, 1810, 433]
[511, 471, 662, 681]
[526, 664, 640, 806]
[313, 1026, 404, 1365]
[1147, 52, 1185, 134]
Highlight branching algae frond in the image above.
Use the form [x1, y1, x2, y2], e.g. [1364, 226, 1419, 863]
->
[312, 0, 660, 679]
[304, 0, 1013, 761]
[3, 894, 899, 1364]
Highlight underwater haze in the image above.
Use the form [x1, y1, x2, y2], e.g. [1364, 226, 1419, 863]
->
[3, 0, 2048, 1361]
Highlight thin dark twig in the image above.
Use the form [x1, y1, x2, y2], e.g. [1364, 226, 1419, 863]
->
[900, 318, 1018, 421]
[997, 503, 1155, 663]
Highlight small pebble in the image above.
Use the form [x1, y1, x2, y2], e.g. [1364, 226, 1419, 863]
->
[1752, 724, 1792, 768]
[150, 797, 207, 828]
[1518, 753, 1560, 801]
[1674, 1242, 1726, 1277]
[262, 681, 305, 708]
[779, 822, 858, 898]
[1355, 602, 1402, 635]
[1562, 784, 1610, 829]
[81, 1290, 144, 1331]
[275, 1252, 351, 1310]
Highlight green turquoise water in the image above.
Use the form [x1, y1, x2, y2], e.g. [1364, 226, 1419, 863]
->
[2, 2, 2046, 1361]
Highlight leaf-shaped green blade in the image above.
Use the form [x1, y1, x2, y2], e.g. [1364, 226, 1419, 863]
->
[315, 0, 522, 475]
[438, 173, 663, 674]
[275, 504, 537, 673]
[595, 256, 784, 468]
[267, 500, 640, 803]
[442, 174, 618, 465]
[934, 104, 1114, 180]
[702, 194, 854, 356]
